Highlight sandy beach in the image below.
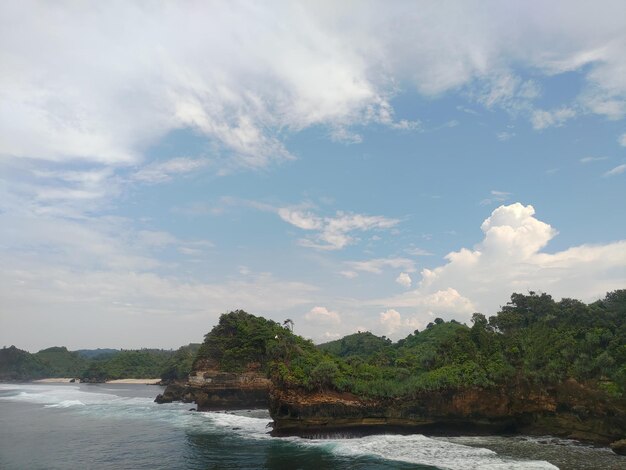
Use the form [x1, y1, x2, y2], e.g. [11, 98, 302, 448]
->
[33, 378, 77, 383]
[32, 378, 161, 384]
[105, 379, 162, 384]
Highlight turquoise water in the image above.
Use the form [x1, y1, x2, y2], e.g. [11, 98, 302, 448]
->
[0, 383, 621, 469]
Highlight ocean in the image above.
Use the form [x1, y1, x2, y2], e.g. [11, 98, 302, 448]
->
[0, 383, 622, 469]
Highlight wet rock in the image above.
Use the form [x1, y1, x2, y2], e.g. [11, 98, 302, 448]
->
[610, 439, 626, 455]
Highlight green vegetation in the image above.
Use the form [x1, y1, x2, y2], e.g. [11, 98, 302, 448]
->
[194, 310, 318, 373]
[35, 347, 88, 377]
[275, 290, 626, 399]
[0, 346, 48, 381]
[3, 290, 624, 396]
[0, 345, 200, 382]
[160, 343, 201, 381]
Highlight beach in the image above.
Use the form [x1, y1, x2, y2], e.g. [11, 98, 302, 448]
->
[33, 378, 161, 384]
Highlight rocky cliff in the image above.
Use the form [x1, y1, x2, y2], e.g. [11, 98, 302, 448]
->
[155, 364, 271, 410]
[269, 379, 626, 445]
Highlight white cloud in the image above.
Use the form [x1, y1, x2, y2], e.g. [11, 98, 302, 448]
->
[339, 270, 359, 279]
[496, 131, 515, 141]
[531, 107, 577, 129]
[278, 207, 399, 250]
[3, 1, 626, 177]
[133, 158, 210, 183]
[619, 133, 626, 146]
[395, 272, 412, 288]
[277, 208, 323, 230]
[371, 203, 626, 333]
[580, 156, 609, 163]
[379, 309, 402, 335]
[347, 257, 416, 274]
[0, 210, 317, 349]
[305, 306, 341, 324]
[405, 247, 433, 256]
[378, 308, 425, 337]
[480, 190, 511, 206]
[604, 164, 626, 177]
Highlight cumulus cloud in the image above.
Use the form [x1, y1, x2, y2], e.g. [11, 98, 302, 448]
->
[278, 207, 399, 250]
[379, 309, 402, 335]
[395, 272, 412, 288]
[379, 308, 425, 337]
[372, 203, 626, 332]
[619, 133, 626, 146]
[305, 306, 341, 324]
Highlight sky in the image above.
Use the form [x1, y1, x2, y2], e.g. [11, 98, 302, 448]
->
[1, 1, 625, 351]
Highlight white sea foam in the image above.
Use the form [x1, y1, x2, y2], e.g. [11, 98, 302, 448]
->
[45, 399, 86, 408]
[199, 410, 557, 469]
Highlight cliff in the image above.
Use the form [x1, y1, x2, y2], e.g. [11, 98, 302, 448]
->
[156, 365, 271, 410]
[269, 379, 626, 445]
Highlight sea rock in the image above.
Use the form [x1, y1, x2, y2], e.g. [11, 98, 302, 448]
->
[155, 369, 271, 410]
[610, 439, 626, 455]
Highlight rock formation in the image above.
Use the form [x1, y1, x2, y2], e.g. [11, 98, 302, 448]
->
[156, 365, 271, 410]
[269, 379, 626, 445]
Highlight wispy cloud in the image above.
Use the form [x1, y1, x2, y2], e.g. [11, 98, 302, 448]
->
[604, 164, 626, 177]
[278, 207, 399, 250]
[133, 158, 210, 183]
[346, 257, 416, 274]
[580, 156, 608, 163]
[531, 107, 577, 130]
[480, 190, 511, 206]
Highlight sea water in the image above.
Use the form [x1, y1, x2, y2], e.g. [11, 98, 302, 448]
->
[0, 383, 622, 469]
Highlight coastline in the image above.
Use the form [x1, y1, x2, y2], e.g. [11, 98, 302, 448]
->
[106, 379, 162, 384]
[32, 378, 161, 384]
[33, 378, 76, 383]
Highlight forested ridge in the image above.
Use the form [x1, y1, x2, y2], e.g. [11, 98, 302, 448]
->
[3, 289, 624, 395]
[190, 290, 626, 399]
[0, 344, 200, 382]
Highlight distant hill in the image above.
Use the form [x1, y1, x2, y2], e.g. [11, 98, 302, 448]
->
[317, 331, 392, 359]
[0, 345, 199, 382]
[0, 346, 48, 381]
[35, 347, 87, 377]
[75, 348, 120, 359]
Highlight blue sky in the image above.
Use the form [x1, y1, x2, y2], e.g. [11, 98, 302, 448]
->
[1, 1, 625, 350]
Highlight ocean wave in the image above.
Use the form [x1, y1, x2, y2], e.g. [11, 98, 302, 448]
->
[199, 410, 557, 470]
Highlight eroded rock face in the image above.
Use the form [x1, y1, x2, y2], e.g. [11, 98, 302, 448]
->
[155, 368, 271, 411]
[269, 379, 626, 445]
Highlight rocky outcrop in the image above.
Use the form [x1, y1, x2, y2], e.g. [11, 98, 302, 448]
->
[155, 368, 271, 410]
[610, 439, 626, 455]
[269, 379, 626, 445]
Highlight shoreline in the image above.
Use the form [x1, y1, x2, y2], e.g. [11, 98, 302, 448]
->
[105, 379, 162, 384]
[32, 378, 162, 384]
